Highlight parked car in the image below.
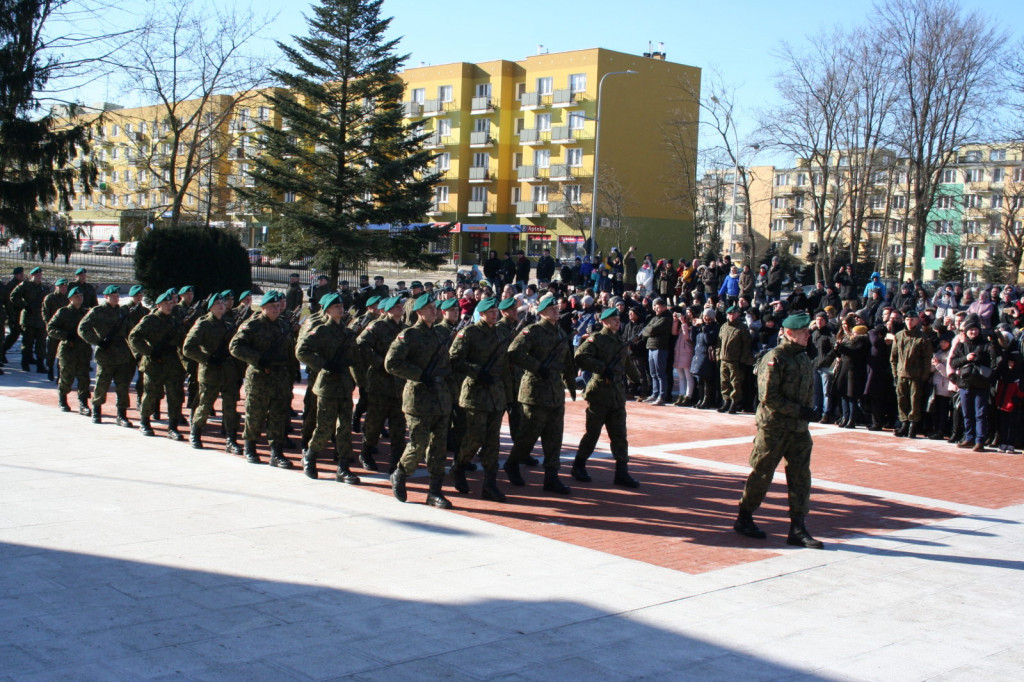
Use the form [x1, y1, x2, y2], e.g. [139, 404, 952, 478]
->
[247, 248, 265, 264]
[92, 241, 123, 255]
[79, 240, 99, 253]
[120, 241, 139, 257]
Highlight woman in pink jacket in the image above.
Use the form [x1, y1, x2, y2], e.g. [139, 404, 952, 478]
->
[672, 307, 695, 405]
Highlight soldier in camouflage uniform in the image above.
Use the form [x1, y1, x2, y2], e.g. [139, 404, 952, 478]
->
[182, 292, 241, 453]
[126, 285, 150, 410]
[734, 312, 824, 549]
[356, 296, 406, 472]
[570, 307, 643, 488]
[176, 286, 204, 413]
[496, 297, 535, 464]
[402, 281, 425, 326]
[2, 266, 26, 364]
[387, 294, 454, 508]
[72, 267, 98, 309]
[297, 304, 328, 451]
[297, 293, 360, 484]
[307, 275, 332, 315]
[505, 295, 576, 494]
[42, 277, 69, 380]
[130, 290, 187, 441]
[46, 286, 92, 414]
[890, 310, 933, 439]
[349, 295, 381, 434]
[449, 297, 508, 502]
[436, 298, 469, 462]
[11, 266, 47, 372]
[229, 291, 295, 468]
[78, 285, 134, 427]
[717, 304, 754, 414]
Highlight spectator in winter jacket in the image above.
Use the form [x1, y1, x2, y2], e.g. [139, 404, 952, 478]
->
[718, 266, 741, 304]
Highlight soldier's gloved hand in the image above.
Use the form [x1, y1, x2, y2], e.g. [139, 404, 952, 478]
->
[798, 406, 818, 422]
[419, 370, 434, 383]
[97, 339, 111, 350]
[257, 357, 272, 371]
[536, 366, 551, 380]
[324, 358, 344, 373]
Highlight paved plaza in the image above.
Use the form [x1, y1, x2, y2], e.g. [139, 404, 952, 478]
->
[2, 362, 1024, 681]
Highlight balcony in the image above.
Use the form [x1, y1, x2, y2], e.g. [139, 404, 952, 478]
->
[468, 167, 493, 183]
[467, 200, 494, 216]
[470, 97, 495, 113]
[549, 126, 575, 143]
[549, 164, 573, 181]
[403, 101, 423, 117]
[469, 131, 494, 147]
[516, 201, 540, 217]
[519, 128, 546, 146]
[967, 181, 989, 192]
[423, 99, 452, 116]
[423, 132, 451, 149]
[517, 165, 549, 182]
[425, 202, 450, 217]
[552, 89, 585, 107]
[547, 200, 571, 217]
[520, 92, 550, 109]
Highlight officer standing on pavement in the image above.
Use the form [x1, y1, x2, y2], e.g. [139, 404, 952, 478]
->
[182, 292, 241, 453]
[286, 273, 303, 315]
[734, 312, 824, 549]
[130, 289, 187, 441]
[717, 304, 754, 414]
[890, 310, 933, 438]
[78, 285, 134, 427]
[308, 275, 331, 314]
[46, 285, 92, 415]
[387, 294, 455, 508]
[570, 307, 643, 488]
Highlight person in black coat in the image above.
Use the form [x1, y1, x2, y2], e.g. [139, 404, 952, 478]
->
[483, 250, 503, 290]
[949, 314, 999, 451]
[830, 325, 870, 428]
[536, 249, 556, 283]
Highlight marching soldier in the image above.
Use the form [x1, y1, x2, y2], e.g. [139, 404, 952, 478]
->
[297, 303, 329, 451]
[182, 292, 241, 453]
[42, 277, 70, 380]
[71, 268, 98, 309]
[176, 285, 203, 412]
[505, 295, 576, 494]
[349, 294, 381, 434]
[356, 296, 406, 472]
[733, 312, 824, 549]
[46, 286, 92, 415]
[570, 307, 643, 488]
[449, 296, 508, 502]
[129, 290, 187, 440]
[297, 293, 360, 484]
[2, 266, 26, 364]
[496, 297, 533, 463]
[11, 266, 47, 372]
[126, 284, 150, 411]
[387, 294, 454, 508]
[437, 297, 468, 459]
[78, 285, 134, 427]
[229, 291, 295, 468]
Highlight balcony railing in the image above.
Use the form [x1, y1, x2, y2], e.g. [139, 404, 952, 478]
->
[468, 167, 492, 182]
[547, 200, 570, 217]
[520, 92, 549, 109]
[423, 99, 453, 116]
[552, 89, 585, 106]
[469, 131, 493, 147]
[425, 202, 451, 216]
[516, 201, 540, 216]
[403, 101, 423, 117]
[519, 128, 546, 145]
[549, 126, 575, 143]
[423, 132, 450, 148]
[470, 96, 495, 113]
[517, 165, 549, 181]
[549, 164, 573, 180]
[467, 200, 493, 216]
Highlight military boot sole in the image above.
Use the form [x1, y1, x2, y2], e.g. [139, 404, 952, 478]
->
[542, 480, 571, 495]
[482, 486, 507, 503]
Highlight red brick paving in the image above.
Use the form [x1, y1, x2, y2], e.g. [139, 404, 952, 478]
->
[6, 375, 1021, 574]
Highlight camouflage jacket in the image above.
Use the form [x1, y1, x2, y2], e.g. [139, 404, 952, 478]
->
[78, 302, 134, 365]
[296, 317, 356, 399]
[357, 317, 404, 400]
[182, 312, 238, 386]
[127, 303, 150, 331]
[11, 280, 46, 328]
[890, 327, 933, 382]
[508, 318, 576, 407]
[450, 320, 506, 413]
[755, 339, 814, 432]
[575, 326, 642, 408]
[497, 316, 524, 404]
[230, 311, 295, 375]
[718, 320, 754, 365]
[47, 304, 91, 363]
[43, 291, 68, 324]
[129, 310, 185, 374]
[385, 320, 452, 417]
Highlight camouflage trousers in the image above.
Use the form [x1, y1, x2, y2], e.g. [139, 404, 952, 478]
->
[739, 427, 812, 518]
[192, 381, 240, 434]
[574, 402, 629, 464]
[456, 408, 503, 474]
[896, 377, 926, 423]
[363, 395, 406, 462]
[57, 344, 92, 404]
[242, 368, 292, 446]
[720, 361, 745, 403]
[301, 368, 320, 446]
[93, 360, 133, 409]
[309, 394, 354, 463]
[21, 325, 46, 365]
[508, 402, 565, 471]
[141, 361, 186, 422]
[398, 411, 450, 478]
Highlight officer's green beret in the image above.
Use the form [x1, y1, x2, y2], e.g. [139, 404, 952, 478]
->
[366, 295, 382, 307]
[12, 267, 23, 275]
[154, 291, 172, 305]
[54, 277, 68, 286]
[438, 298, 459, 311]
[600, 307, 619, 321]
[207, 292, 224, 311]
[477, 297, 498, 313]
[102, 285, 120, 296]
[289, 272, 300, 278]
[29, 267, 42, 275]
[498, 297, 517, 311]
[220, 289, 234, 299]
[379, 296, 400, 312]
[164, 287, 177, 298]
[178, 285, 194, 295]
[260, 291, 279, 307]
[536, 295, 557, 312]
[412, 292, 434, 311]
[441, 285, 455, 293]
[73, 267, 86, 275]
[726, 305, 740, 314]
[317, 274, 329, 281]
[782, 312, 812, 330]
[320, 293, 342, 310]
[340, 280, 349, 286]
[68, 286, 82, 297]
[239, 290, 252, 300]
[129, 284, 143, 296]
[411, 281, 424, 289]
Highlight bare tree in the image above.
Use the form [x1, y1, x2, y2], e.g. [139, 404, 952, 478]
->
[594, 169, 637, 252]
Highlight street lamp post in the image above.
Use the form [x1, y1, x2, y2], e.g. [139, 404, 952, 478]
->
[588, 69, 636, 256]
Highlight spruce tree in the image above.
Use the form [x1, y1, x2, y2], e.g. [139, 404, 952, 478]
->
[936, 247, 964, 284]
[980, 249, 1011, 285]
[0, 0, 95, 238]
[240, 0, 447, 287]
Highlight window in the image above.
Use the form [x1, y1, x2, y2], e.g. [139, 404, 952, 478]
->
[438, 85, 453, 102]
[435, 152, 450, 171]
[795, 173, 806, 187]
[138, 169, 148, 183]
[564, 184, 582, 203]
[532, 185, 548, 203]
[437, 118, 451, 137]
[936, 220, 953, 234]
[475, 83, 491, 98]
[934, 245, 948, 259]
[536, 113, 551, 131]
[568, 111, 585, 129]
[162, 169, 170, 181]
[992, 167, 1005, 182]
[793, 219, 803, 232]
[891, 194, 906, 209]
[515, 83, 527, 101]
[411, 88, 425, 104]
[258, 106, 269, 121]
[772, 197, 788, 209]
[1015, 220, 1023, 235]
[792, 242, 803, 256]
[124, 123, 132, 134]
[162, 121, 171, 134]
[111, 194, 119, 206]
[991, 149, 1007, 161]
[238, 108, 249, 121]
[941, 169, 957, 183]
[964, 150, 981, 162]
[566, 148, 583, 166]
[471, 186, 487, 202]
[111, 147, 118, 160]
[891, 244, 903, 256]
[867, 220, 884, 233]
[963, 195, 981, 209]
[111, 170, 119, 182]
[111, 124, 120, 137]
[963, 220, 979, 234]
[472, 152, 488, 168]
[1015, 168, 1024, 183]
[794, 194, 805, 209]
[870, 195, 885, 210]
[774, 173, 789, 186]
[872, 171, 888, 184]
[966, 168, 984, 182]
[991, 194, 1003, 209]
[990, 218, 1002, 235]
[534, 148, 550, 168]
[536, 77, 553, 95]
[474, 118, 490, 133]
[511, 187, 521, 204]
[514, 118, 525, 134]
[772, 219, 786, 232]
[434, 185, 449, 204]
[283, 192, 296, 204]
[123, 169, 132, 182]
[964, 246, 980, 259]
[1013, 196, 1024, 210]
[569, 73, 586, 93]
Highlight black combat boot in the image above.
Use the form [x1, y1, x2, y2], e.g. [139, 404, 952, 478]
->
[351, 413, 361, 433]
[21, 355, 31, 371]
[426, 476, 452, 509]
[140, 416, 155, 437]
[907, 422, 919, 439]
[36, 362, 46, 374]
[717, 399, 732, 413]
[450, 461, 469, 493]
[46, 364, 54, 381]
[728, 401, 740, 414]
[522, 454, 540, 466]
[166, 418, 184, 441]
[336, 460, 360, 485]
[78, 399, 91, 417]
[390, 468, 408, 502]
[58, 394, 71, 413]
[613, 460, 639, 488]
[244, 441, 261, 464]
[269, 444, 293, 469]
[482, 471, 506, 502]
[570, 454, 592, 482]
[359, 444, 379, 472]
[225, 432, 243, 455]
[302, 449, 318, 479]
[894, 421, 908, 438]
[190, 426, 204, 450]
[503, 456, 525, 486]
[786, 515, 824, 549]
[542, 468, 571, 495]
[733, 508, 767, 539]
[116, 408, 133, 429]
[91, 405, 102, 424]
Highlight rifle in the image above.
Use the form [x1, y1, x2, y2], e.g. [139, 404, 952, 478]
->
[181, 299, 204, 328]
[538, 327, 570, 376]
[97, 309, 128, 349]
[421, 318, 469, 383]
[478, 317, 528, 379]
[600, 328, 644, 381]
[257, 319, 292, 371]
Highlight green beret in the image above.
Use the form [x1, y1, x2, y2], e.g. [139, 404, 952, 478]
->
[726, 305, 740, 314]
[411, 281, 424, 289]
[154, 291, 172, 305]
[239, 290, 252, 300]
[68, 286, 82, 297]
[536, 295, 557, 312]
[782, 312, 812, 330]
[439, 298, 459, 311]
[289, 272, 300, 278]
[412, 292, 434, 312]
[366, 295, 382, 307]
[54, 277, 68, 286]
[102, 285, 120, 296]
[260, 291, 279, 307]
[320, 293, 342, 309]
[220, 289, 234, 299]
[498, 297, 517, 311]
[178, 285, 194, 295]
[379, 296, 401, 312]
[74, 267, 86, 275]
[600, 307, 619, 321]
[29, 267, 42, 275]
[12, 267, 23, 275]
[164, 287, 177, 298]
[476, 296, 498, 313]
[207, 292, 224, 311]
[129, 284, 143, 296]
